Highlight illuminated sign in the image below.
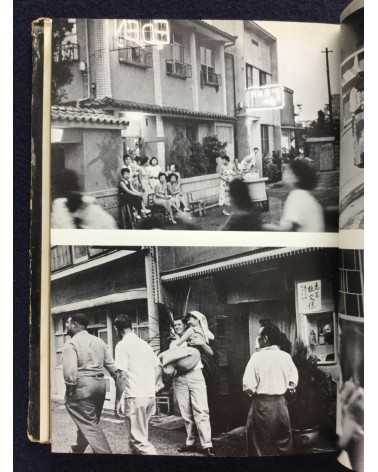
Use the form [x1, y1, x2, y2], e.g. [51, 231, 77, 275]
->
[297, 280, 322, 314]
[116, 19, 170, 48]
[245, 84, 285, 111]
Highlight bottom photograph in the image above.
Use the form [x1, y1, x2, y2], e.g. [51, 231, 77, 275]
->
[49, 245, 363, 458]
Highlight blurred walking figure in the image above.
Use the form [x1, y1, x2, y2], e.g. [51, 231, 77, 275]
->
[220, 178, 261, 231]
[114, 315, 161, 455]
[51, 169, 117, 229]
[243, 323, 298, 456]
[62, 313, 119, 454]
[263, 159, 324, 232]
[218, 155, 235, 216]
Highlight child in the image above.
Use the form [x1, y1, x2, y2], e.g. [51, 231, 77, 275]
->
[263, 159, 325, 232]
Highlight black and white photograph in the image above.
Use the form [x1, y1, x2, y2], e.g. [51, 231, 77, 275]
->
[339, 1, 364, 229]
[50, 245, 343, 456]
[50, 19, 340, 232]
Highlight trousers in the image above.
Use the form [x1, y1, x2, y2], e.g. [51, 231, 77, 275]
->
[124, 397, 157, 455]
[65, 376, 111, 454]
[246, 394, 292, 456]
[173, 368, 212, 449]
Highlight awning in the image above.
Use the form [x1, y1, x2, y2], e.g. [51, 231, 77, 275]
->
[51, 287, 147, 315]
[160, 247, 320, 282]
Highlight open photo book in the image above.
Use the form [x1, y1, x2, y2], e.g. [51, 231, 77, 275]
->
[28, 1, 364, 471]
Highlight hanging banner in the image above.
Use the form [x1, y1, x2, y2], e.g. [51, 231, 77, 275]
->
[115, 19, 170, 49]
[297, 279, 322, 313]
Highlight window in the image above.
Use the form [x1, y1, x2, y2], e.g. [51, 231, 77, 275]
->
[338, 250, 364, 318]
[51, 246, 113, 272]
[53, 315, 70, 367]
[306, 312, 336, 364]
[259, 70, 272, 86]
[166, 32, 192, 79]
[200, 46, 221, 88]
[51, 246, 73, 272]
[246, 63, 253, 88]
[118, 44, 153, 68]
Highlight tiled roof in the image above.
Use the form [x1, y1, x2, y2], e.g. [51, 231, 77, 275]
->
[75, 97, 236, 122]
[51, 105, 130, 126]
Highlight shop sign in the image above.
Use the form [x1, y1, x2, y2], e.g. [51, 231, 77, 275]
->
[116, 19, 170, 49]
[245, 84, 285, 111]
[297, 280, 322, 313]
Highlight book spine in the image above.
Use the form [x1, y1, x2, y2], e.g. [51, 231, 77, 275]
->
[28, 17, 52, 444]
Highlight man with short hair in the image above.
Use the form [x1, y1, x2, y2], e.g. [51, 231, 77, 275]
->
[243, 323, 298, 456]
[114, 315, 159, 455]
[62, 312, 118, 454]
[171, 315, 215, 456]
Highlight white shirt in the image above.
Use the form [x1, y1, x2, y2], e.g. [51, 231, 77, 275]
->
[281, 188, 324, 232]
[115, 331, 159, 398]
[242, 345, 298, 395]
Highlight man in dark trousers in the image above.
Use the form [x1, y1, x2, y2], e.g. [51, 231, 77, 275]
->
[242, 323, 298, 456]
[62, 313, 118, 453]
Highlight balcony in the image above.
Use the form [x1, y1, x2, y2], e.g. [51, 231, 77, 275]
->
[166, 60, 192, 79]
[200, 68, 221, 90]
[118, 46, 153, 68]
[53, 43, 80, 63]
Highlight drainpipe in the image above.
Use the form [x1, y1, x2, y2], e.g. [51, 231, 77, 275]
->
[77, 19, 92, 105]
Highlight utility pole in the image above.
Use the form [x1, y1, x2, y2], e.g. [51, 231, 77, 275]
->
[322, 47, 334, 128]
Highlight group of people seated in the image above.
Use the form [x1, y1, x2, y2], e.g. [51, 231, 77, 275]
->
[118, 153, 189, 227]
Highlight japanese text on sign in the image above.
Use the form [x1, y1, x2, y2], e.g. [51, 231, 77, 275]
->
[116, 20, 170, 48]
[245, 84, 285, 111]
[297, 280, 322, 313]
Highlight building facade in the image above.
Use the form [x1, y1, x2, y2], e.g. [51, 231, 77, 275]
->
[158, 246, 339, 431]
[50, 246, 161, 408]
[52, 19, 238, 212]
[210, 20, 281, 176]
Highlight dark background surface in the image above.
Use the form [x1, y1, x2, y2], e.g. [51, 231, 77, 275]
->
[14, 0, 350, 471]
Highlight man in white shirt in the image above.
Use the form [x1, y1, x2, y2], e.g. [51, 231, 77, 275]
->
[242, 323, 298, 456]
[114, 315, 160, 455]
[171, 317, 215, 456]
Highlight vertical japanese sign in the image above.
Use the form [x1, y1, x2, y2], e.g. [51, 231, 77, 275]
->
[297, 280, 322, 313]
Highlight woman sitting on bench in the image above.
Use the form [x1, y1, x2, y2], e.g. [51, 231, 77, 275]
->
[118, 167, 144, 227]
[153, 172, 177, 224]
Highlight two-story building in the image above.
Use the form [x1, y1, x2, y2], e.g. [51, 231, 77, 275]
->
[210, 20, 281, 176]
[52, 19, 237, 215]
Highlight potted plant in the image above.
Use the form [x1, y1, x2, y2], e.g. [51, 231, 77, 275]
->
[287, 341, 336, 452]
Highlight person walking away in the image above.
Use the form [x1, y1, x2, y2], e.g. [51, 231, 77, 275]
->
[220, 178, 262, 231]
[263, 159, 324, 232]
[51, 169, 117, 229]
[170, 317, 215, 456]
[62, 313, 119, 454]
[114, 315, 160, 455]
[154, 172, 177, 224]
[118, 167, 145, 227]
[243, 323, 298, 456]
[218, 155, 235, 216]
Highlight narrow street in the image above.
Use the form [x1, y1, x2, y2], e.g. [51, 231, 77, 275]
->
[51, 402, 247, 456]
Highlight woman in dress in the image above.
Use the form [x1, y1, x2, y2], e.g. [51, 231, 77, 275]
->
[154, 172, 176, 224]
[167, 172, 189, 212]
[118, 167, 144, 228]
[149, 156, 162, 191]
[218, 155, 235, 216]
[138, 156, 152, 200]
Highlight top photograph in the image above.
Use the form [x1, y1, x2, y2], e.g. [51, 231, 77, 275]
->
[49, 19, 342, 232]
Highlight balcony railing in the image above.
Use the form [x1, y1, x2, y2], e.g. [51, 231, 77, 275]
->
[53, 43, 80, 63]
[200, 68, 221, 90]
[118, 46, 153, 68]
[166, 60, 192, 79]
